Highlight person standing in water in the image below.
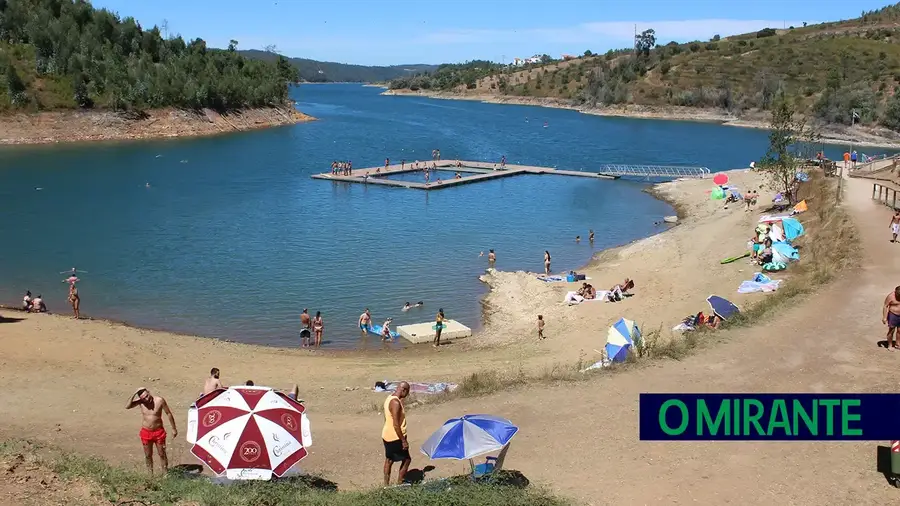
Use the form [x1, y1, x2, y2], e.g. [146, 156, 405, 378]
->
[300, 308, 311, 347]
[359, 308, 372, 333]
[488, 249, 496, 269]
[544, 251, 552, 276]
[589, 230, 594, 244]
[434, 309, 445, 347]
[312, 311, 324, 347]
[68, 282, 80, 319]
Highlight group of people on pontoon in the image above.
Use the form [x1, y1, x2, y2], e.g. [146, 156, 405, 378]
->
[331, 160, 353, 176]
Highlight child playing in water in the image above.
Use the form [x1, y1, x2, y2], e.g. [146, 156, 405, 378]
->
[537, 315, 545, 339]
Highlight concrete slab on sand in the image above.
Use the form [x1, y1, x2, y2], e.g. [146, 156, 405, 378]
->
[397, 319, 472, 344]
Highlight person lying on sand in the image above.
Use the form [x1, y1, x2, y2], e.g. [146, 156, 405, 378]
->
[584, 284, 596, 300]
[244, 380, 303, 402]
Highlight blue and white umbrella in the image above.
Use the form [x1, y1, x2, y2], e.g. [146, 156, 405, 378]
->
[420, 414, 518, 460]
[606, 317, 641, 363]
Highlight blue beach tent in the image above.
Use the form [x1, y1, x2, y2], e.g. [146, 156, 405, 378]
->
[781, 218, 804, 242]
[772, 241, 800, 263]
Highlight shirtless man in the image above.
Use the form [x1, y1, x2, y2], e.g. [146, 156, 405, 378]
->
[359, 308, 372, 334]
[300, 308, 312, 347]
[883, 286, 900, 350]
[203, 367, 224, 395]
[488, 249, 496, 269]
[889, 209, 900, 243]
[126, 388, 177, 474]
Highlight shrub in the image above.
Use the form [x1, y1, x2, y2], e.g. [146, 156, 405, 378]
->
[882, 92, 900, 131]
[705, 42, 719, 51]
[689, 42, 701, 52]
[712, 34, 721, 41]
[757, 28, 777, 38]
[660, 61, 672, 75]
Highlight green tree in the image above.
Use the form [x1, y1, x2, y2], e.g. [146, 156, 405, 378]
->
[5, 63, 26, 96]
[754, 94, 817, 203]
[881, 92, 900, 131]
[583, 49, 593, 57]
[635, 28, 656, 57]
[227, 39, 238, 52]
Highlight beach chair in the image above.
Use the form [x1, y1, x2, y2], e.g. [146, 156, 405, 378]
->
[470, 443, 510, 479]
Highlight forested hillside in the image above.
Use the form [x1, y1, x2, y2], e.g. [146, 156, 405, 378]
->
[240, 50, 438, 83]
[0, 0, 296, 113]
[389, 3, 900, 132]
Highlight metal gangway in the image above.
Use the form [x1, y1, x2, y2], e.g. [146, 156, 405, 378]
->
[597, 164, 710, 179]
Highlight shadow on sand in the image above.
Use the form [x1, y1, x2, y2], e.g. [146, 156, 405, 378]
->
[875, 445, 900, 488]
[0, 315, 25, 324]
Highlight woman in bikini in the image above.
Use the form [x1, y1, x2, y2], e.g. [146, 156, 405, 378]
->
[544, 251, 552, 276]
[68, 283, 80, 319]
[312, 311, 324, 347]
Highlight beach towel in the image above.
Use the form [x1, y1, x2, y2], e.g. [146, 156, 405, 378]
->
[758, 214, 793, 224]
[375, 381, 458, 395]
[737, 278, 782, 293]
[538, 275, 566, 282]
[780, 218, 804, 242]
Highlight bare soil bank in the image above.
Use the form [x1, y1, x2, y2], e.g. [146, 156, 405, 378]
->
[0, 106, 316, 146]
[382, 89, 900, 149]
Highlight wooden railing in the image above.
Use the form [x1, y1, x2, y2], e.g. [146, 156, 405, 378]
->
[872, 182, 900, 209]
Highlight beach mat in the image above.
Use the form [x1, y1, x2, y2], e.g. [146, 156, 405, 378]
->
[374, 381, 458, 395]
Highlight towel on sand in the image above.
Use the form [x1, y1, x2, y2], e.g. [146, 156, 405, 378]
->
[538, 275, 566, 282]
[374, 381, 458, 395]
[737, 272, 782, 293]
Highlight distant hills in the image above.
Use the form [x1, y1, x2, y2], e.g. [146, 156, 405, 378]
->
[387, 3, 900, 132]
[239, 50, 438, 83]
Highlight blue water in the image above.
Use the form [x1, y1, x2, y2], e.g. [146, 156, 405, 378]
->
[0, 84, 884, 347]
[378, 170, 476, 183]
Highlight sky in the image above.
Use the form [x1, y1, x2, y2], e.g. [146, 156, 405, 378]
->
[92, 0, 894, 66]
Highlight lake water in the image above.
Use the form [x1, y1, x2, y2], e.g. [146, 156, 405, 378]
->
[0, 84, 880, 347]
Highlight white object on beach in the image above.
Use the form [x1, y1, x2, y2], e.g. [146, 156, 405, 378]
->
[663, 216, 678, 224]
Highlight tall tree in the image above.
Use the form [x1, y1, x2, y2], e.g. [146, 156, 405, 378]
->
[635, 28, 656, 57]
[754, 94, 818, 203]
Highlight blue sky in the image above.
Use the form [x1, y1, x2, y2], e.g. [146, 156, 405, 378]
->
[92, 0, 893, 66]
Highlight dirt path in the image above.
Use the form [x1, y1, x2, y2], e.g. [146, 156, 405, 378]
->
[1, 173, 896, 504]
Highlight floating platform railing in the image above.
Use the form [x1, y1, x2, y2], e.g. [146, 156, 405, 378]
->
[597, 164, 711, 179]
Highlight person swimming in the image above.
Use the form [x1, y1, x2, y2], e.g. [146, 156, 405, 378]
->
[402, 302, 424, 312]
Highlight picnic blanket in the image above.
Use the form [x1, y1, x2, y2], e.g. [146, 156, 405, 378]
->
[737, 273, 783, 293]
[537, 275, 566, 282]
[374, 381, 458, 395]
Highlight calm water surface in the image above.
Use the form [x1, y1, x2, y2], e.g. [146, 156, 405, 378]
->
[0, 85, 881, 347]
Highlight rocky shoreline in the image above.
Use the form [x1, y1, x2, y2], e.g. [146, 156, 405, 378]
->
[0, 106, 316, 146]
[382, 89, 900, 149]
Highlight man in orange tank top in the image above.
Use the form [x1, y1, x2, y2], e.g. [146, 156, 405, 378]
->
[382, 382, 411, 485]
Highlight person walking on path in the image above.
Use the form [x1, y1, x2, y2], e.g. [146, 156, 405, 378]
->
[851, 150, 858, 168]
[889, 210, 900, 243]
[884, 287, 900, 350]
[126, 388, 177, 475]
[312, 311, 324, 347]
[300, 308, 312, 347]
[382, 381, 411, 486]
[537, 315, 545, 339]
[68, 283, 80, 319]
[544, 250, 552, 276]
[434, 309, 445, 347]
[843, 151, 850, 170]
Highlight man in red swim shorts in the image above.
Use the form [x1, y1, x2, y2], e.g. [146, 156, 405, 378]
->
[127, 387, 178, 474]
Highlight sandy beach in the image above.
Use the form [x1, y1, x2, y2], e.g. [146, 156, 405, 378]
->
[0, 106, 316, 146]
[382, 89, 900, 150]
[3, 165, 899, 504]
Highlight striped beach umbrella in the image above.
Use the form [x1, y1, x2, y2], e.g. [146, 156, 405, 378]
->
[187, 386, 312, 480]
[606, 318, 640, 363]
[420, 414, 518, 460]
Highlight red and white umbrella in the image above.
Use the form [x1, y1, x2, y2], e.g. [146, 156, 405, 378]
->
[187, 386, 311, 480]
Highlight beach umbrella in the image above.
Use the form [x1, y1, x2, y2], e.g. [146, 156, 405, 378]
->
[707, 295, 740, 320]
[187, 386, 312, 480]
[421, 414, 518, 461]
[605, 317, 640, 363]
[713, 173, 729, 185]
